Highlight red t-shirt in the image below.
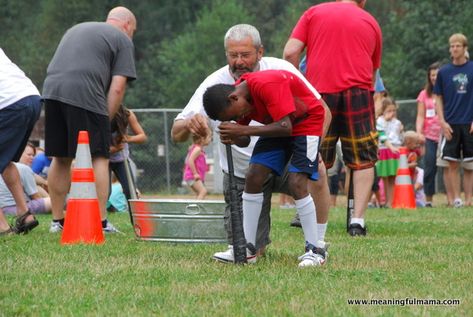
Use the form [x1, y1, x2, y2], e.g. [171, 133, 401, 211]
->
[236, 70, 325, 136]
[407, 148, 421, 180]
[290, 2, 382, 93]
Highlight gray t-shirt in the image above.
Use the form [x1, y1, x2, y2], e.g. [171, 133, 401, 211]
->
[0, 163, 37, 208]
[42, 22, 136, 116]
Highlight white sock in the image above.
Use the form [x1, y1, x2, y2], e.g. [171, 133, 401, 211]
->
[242, 192, 264, 247]
[351, 217, 365, 228]
[295, 195, 319, 247]
[316, 223, 327, 242]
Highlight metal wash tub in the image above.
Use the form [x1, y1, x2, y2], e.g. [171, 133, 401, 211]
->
[129, 199, 227, 243]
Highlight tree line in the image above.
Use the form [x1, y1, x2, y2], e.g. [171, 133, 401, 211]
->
[2, 0, 473, 191]
[4, 0, 473, 104]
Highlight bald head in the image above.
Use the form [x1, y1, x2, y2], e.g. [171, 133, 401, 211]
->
[106, 6, 137, 39]
[337, 0, 366, 8]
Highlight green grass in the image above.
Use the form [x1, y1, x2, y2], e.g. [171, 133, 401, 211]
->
[1, 202, 471, 316]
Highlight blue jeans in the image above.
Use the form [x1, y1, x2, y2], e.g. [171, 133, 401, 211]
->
[423, 139, 438, 197]
[0, 95, 42, 172]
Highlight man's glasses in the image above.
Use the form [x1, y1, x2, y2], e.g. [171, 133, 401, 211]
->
[226, 51, 257, 60]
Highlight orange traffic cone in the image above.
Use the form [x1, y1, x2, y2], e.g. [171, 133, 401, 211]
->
[61, 131, 105, 244]
[392, 147, 416, 209]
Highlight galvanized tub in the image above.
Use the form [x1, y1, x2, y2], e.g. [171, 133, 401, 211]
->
[129, 199, 227, 243]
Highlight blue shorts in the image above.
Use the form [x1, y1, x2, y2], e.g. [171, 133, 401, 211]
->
[0, 95, 42, 173]
[250, 136, 320, 181]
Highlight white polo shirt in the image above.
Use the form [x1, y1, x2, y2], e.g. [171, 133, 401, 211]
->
[0, 48, 40, 110]
[175, 57, 321, 178]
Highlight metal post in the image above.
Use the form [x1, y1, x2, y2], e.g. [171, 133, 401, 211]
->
[163, 111, 171, 193]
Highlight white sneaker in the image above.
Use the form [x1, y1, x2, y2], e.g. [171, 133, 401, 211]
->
[453, 198, 463, 208]
[103, 221, 121, 233]
[298, 241, 328, 267]
[49, 221, 63, 233]
[212, 244, 257, 264]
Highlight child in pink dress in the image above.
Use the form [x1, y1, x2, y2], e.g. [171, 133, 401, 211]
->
[183, 132, 211, 199]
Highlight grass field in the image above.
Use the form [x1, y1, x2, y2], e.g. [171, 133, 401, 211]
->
[1, 196, 471, 316]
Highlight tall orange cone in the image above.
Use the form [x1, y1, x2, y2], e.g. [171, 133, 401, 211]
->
[392, 147, 416, 209]
[61, 131, 105, 244]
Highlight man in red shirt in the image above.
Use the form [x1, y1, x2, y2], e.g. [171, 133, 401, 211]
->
[203, 70, 330, 267]
[283, 0, 382, 236]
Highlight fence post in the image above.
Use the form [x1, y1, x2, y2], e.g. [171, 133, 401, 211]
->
[163, 111, 171, 193]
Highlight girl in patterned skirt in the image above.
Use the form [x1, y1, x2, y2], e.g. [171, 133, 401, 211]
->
[376, 97, 403, 207]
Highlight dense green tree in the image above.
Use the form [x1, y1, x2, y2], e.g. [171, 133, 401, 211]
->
[4, 0, 473, 190]
[382, 0, 473, 98]
[126, 0, 255, 191]
[127, 0, 254, 109]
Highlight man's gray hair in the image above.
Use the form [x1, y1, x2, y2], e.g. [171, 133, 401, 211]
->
[224, 24, 262, 49]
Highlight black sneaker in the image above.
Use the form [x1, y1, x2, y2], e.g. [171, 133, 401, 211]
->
[290, 213, 301, 227]
[425, 202, 433, 208]
[348, 223, 367, 236]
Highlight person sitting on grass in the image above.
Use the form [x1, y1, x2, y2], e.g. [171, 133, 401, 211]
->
[203, 69, 330, 267]
[107, 173, 128, 213]
[19, 142, 49, 198]
[0, 162, 52, 217]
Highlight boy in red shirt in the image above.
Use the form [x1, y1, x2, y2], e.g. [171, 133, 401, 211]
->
[203, 70, 330, 267]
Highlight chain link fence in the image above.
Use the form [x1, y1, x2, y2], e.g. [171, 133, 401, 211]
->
[130, 109, 223, 195]
[30, 99, 447, 195]
[130, 99, 425, 195]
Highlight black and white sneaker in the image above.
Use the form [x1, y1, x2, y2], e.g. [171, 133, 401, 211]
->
[49, 221, 64, 233]
[348, 223, 367, 236]
[298, 241, 328, 267]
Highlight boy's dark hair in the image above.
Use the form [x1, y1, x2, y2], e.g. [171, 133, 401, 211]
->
[203, 84, 235, 120]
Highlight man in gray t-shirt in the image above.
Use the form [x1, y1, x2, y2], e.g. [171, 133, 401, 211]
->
[43, 21, 136, 116]
[42, 6, 137, 233]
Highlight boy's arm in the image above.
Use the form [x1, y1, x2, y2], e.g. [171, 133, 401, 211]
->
[219, 116, 293, 146]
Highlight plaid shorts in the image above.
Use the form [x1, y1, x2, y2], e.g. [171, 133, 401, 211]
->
[320, 88, 378, 170]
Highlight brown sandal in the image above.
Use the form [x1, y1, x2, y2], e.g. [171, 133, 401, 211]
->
[15, 210, 39, 234]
